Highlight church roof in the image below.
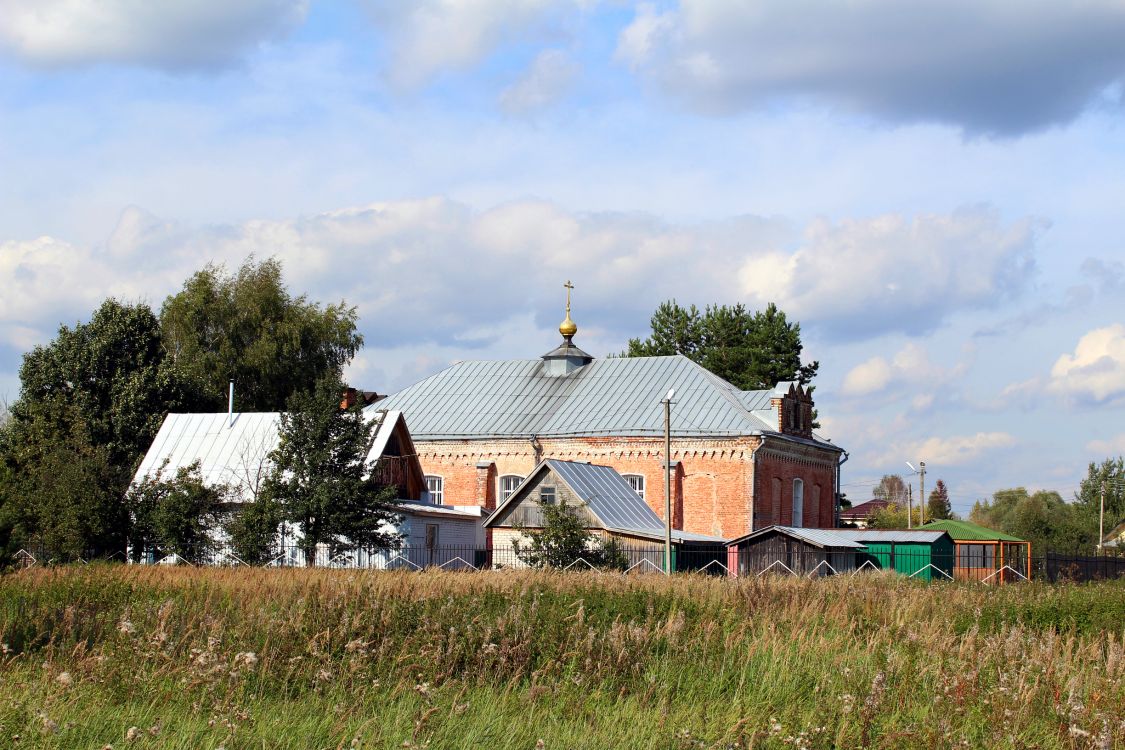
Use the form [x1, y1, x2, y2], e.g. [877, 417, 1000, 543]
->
[374, 354, 837, 446]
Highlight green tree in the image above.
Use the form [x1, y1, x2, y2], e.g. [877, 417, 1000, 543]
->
[262, 376, 400, 565]
[866, 502, 923, 529]
[927, 480, 953, 520]
[513, 501, 628, 570]
[127, 461, 227, 562]
[1074, 457, 1125, 543]
[2, 402, 125, 560]
[626, 301, 818, 392]
[160, 257, 363, 411]
[972, 488, 1093, 553]
[226, 495, 284, 565]
[15, 299, 190, 477]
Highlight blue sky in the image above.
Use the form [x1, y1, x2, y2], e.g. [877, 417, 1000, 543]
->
[3, 0, 1125, 514]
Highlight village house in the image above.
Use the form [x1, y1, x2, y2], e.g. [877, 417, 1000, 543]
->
[132, 407, 484, 566]
[374, 286, 847, 540]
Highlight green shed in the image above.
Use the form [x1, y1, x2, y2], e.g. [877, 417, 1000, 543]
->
[829, 529, 955, 581]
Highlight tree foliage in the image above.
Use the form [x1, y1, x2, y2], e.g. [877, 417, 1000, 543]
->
[971, 488, 1093, 553]
[514, 501, 629, 570]
[262, 376, 400, 565]
[127, 461, 228, 562]
[927, 479, 953, 521]
[625, 301, 818, 392]
[160, 257, 363, 411]
[866, 502, 923, 529]
[226, 495, 284, 565]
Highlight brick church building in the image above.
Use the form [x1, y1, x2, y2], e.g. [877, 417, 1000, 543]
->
[374, 294, 846, 539]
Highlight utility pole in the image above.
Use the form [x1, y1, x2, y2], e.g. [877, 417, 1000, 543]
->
[663, 389, 675, 575]
[919, 461, 926, 526]
[1099, 479, 1105, 552]
[907, 485, 913, 529]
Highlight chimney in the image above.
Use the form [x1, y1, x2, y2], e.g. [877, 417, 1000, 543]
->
[340, 387, 357, 410]
[228, 381, 235, 428]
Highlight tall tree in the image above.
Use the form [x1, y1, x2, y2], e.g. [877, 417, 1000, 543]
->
[15, 299, 189, 474]
[625, 301, 818, 392]
[927, 480, 953, 520]
[872, 474, 908, 504]
[1074, 457, 1125, 542]
[160, 257, 363, 411]
[262, 376, 400, 565]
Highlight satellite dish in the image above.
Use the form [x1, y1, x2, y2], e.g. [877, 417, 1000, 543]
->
[906, 461, 916, 473]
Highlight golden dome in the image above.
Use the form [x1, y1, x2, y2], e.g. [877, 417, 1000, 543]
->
[559, 313, 578, 338]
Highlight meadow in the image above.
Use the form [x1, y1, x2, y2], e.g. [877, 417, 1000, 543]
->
[0, 566, 1122, 750]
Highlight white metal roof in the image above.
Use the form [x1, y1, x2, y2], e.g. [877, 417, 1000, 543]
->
[728, 525, 868, 549]
[827, 529, 950, 544]
[373, 354, 837, 447]
[133, 409, 408, 502]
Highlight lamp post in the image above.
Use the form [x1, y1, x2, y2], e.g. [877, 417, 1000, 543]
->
[663, 388, 675, 575]
[906, 461, 926, 527]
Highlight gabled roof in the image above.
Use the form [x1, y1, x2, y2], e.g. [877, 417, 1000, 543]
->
[727, 525, 868, 549]
[372, 354, 838, 448]
[918, 519, 1026, 542]
[486, 459, 725, 543]
[134, 409, 418, 502]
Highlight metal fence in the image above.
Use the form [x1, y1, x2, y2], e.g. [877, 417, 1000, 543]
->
[12, 543, 1125, 583]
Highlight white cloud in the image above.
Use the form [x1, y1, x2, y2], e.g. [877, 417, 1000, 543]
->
[739, 207, 1040, 339]
[0, 0, 307, 69]
[499, 49, 579, 113]
[616, 0, 1125, 135]
[880, 432, 1017, 468]
[1047, 324, 1125, 405]
[365, 0, 589, 88]
[1086, 434, 1125, 456]
[840, 342, 967, 399]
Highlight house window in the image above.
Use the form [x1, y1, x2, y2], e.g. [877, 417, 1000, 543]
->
[623, 474, 645, 500]
[425, 475, 443, 504]
[539, 486, 556, 505]
[792, 479, 804, 527]
[499, 474, 523, 502]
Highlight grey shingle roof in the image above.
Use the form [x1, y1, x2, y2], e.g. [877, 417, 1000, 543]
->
[374, 354, 837, 446]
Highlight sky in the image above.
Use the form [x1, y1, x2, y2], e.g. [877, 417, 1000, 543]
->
[2, 0, 1125, 515]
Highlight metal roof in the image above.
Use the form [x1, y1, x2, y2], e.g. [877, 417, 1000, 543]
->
[372, 354, 837, 447]
[827, 529, 950, 544]
[919, 519, 1027, 542]
[727, 525, 868, 549]
[134, 409, 406, 502]
[485, 459, 726, 543]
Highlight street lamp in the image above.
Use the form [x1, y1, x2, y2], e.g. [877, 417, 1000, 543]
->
[906, 461, 926, 528]
[663, 388, 675, 575]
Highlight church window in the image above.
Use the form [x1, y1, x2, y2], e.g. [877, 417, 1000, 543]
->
[792, 479, 804, 527]
[499, 474, 523, 502]
[623, 474, 645, 499]
[425, 475, 443, 504]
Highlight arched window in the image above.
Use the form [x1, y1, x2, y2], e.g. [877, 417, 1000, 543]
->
[623, 474, 645, 500]
[498, 474, 523, 502]
[425, 475, 443, 504]
[792, 479, 804, 527]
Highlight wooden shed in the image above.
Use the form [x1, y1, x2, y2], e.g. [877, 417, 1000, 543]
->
[725, 525, 865, 577]
[919, 519, 1031, 583]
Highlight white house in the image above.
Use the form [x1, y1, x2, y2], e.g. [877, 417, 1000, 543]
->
[133, 408, 484, 567]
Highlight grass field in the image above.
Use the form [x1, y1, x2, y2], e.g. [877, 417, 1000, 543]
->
[0, 566, 1123, 750]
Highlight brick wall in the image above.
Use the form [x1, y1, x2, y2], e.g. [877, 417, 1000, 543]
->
[413, 434, 840, 538]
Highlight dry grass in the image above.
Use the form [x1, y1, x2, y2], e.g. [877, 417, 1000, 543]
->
[0, 565, 1123, 749]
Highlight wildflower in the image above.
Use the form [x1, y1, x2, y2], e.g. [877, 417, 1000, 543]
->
[126, 726, 141, 742]
[414, 682, 431, 697]
[39, 713, 58, 735]
[1069, 726, 1091, 739]
[345, 639, 367, 653]
[56, 672, 72, 687]
[536, 740, 546, 749]
[118, 620, 136, 635]
[234, 651, 258, 668]
[1, 643, 10, 655]
[316, 668, 333, 682]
